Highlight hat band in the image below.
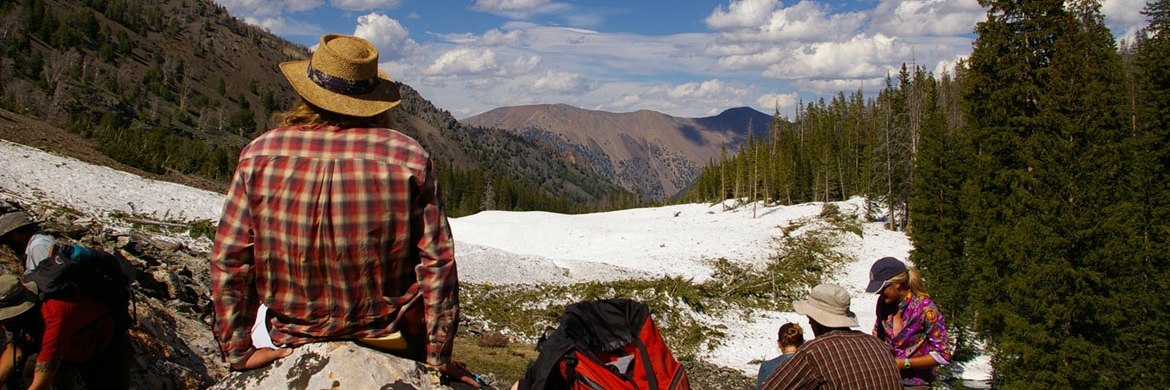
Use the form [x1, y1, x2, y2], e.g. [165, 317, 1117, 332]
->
[307, 62, 380, 96]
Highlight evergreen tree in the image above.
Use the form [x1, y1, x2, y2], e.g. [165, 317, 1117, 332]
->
[962, 0, 1138, 387]
[908, 66, 975, 358]
[1127, 0, 1170, 385]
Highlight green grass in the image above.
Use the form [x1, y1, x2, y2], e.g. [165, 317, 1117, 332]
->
[458, 203, 862, 366]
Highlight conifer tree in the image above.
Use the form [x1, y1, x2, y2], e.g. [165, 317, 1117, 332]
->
[1127, 0, 1170, 385]
[908, 66, 974, 355]
[961, 0, 1138, 387]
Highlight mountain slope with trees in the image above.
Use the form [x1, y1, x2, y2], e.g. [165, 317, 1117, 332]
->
[0, 0, 631, 217]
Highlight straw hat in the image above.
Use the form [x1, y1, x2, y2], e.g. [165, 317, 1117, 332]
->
[0, 212, 37, 240]
[279, 34, 401, 117]
[793, 283, 859, 328]
[0, 275, 38, 322]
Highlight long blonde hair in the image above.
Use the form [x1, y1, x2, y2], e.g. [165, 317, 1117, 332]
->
[886, 267, 930, 299]
[275, 99, 396, 129]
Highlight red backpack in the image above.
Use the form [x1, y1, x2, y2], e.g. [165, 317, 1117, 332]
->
[520, 299, 690, 390]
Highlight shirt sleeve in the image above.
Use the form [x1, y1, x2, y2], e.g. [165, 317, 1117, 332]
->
[210, 160, 259, 366]
[24, 234, 56, 273]
[922, 302, 952, 365]
[36, 302, 74, 364]
[413, 157, 459, 366]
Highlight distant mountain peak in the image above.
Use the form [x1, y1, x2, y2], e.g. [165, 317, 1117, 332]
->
[463, 103, 774, 200]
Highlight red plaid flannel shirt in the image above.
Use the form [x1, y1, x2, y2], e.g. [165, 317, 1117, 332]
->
[211, 125, 459, 367]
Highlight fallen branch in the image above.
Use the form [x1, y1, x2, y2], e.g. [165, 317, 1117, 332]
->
[124, 218, 189, 229]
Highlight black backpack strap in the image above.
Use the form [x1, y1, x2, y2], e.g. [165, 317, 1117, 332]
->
[633, 338, 658, 390]
[563, 353, 577, 385]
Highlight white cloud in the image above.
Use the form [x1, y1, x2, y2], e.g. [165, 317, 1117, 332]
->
[1103, 0, 1147, 26]
[423, 48, 502, 76]
[707, 0, 865, 43]
[531, 70, 596, 94]
[1102, 0, 1147, 40]
[794, 77, 887, 96]
[762, 34, 908, 80]
[604, 79, 752, 116]
[868, 0, 985, 36]
[215, 0, 322, 16]
[756, 93, 798, 112]
[705, 0, 781, 31]
[709, 46, 785, 71]
[473, 0, 570, 18]
[479, 29, 528, 46]
[331, 0, 399, 11]
[353, 13, 421, 62]
[243, 16, 325, 38]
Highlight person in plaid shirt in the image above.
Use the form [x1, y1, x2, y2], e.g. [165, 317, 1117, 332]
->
[760, 284, 902, 390]
[211, 34, 479, 387]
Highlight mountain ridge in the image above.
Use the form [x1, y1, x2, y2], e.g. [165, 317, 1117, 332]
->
[463, 104, 773, 200]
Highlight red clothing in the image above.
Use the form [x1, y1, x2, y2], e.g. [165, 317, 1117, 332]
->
[211, 125, 460, 367]
[38, 296, 115, 364]
[761, 330, 902, 390]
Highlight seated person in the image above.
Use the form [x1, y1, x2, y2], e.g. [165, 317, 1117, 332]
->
[756, 322, 804, 388]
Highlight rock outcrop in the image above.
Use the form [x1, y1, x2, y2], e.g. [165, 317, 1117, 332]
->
[0, 200, 486, 389]
[209, 342, 443, 390]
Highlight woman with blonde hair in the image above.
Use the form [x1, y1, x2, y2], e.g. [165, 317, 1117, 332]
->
[865, 257, 952, 389]
[756, 322, 804, 388]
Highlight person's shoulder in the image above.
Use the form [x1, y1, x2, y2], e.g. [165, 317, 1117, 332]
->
[814, 330, 885, 345]
[910, 296, 944, 317]
[28, 233, 55, 246]
[367, 127, 425, 148]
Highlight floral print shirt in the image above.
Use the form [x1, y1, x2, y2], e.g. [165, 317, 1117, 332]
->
[875, 294, 952, 386]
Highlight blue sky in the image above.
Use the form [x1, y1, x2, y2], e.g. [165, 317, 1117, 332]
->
[213, 0, 1148, 119]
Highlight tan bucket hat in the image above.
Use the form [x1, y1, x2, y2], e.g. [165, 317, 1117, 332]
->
[279, 34, 402, 118]
[0, 274, 38, 322]
[793, 283, 859, 328]
[0, 212, 37, 240]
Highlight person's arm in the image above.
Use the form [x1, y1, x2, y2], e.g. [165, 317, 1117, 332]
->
[920, 304, 952, 367]
[210, 164, 265, 370]
[413, 157, 459, 367]
[33, 302, 67, 390]
[0, 341, 21, 384]
[413, 158, 479, 388]
[27, 359, 58, 390]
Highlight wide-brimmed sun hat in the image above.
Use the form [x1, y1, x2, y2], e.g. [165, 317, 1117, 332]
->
[865, 256, 907, 293]
[793, 283, 859, 328]
[279, 34, 401, 117]
[0, 212, 37, 240]
[0, 274, 38, 322]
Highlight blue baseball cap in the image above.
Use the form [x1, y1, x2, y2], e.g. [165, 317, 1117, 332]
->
[865, 257, 907, 293]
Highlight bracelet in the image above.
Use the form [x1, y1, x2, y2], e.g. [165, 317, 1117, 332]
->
[903, 358, 911, 369]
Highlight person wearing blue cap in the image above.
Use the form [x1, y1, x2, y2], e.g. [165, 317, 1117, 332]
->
[865, 257, 952, 389]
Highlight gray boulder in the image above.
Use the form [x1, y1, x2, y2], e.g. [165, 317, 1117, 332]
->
[208, 342, 444, 390]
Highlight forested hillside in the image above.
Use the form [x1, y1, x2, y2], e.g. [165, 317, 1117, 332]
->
[682, 64, 960, 231]
[0, 0, 632, 217]
[685, 0, 1170, 387]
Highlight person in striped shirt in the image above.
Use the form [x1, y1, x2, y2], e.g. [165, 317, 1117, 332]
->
[210, 34, 479, 387]
[760, 283, 902, 390]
